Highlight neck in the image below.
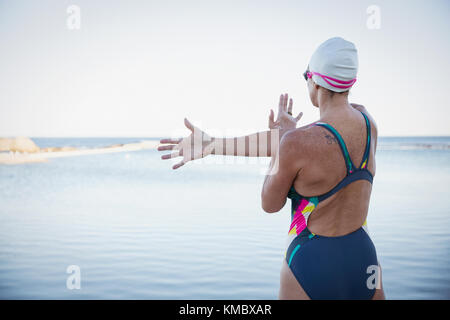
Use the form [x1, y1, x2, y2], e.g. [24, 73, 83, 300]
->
[317, 90, 351, 119]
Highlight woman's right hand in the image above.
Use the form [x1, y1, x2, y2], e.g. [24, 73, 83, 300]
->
[269, 93, 303, 141]
[158, 118, 214, 170]
[268, 93, 303, 136]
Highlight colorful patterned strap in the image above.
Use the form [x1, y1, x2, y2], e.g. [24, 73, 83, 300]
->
[315, 110, 371, 174]
[359, 112, 371, 169]
[315, 121, 355, 173]
[287, 110, 373, 204]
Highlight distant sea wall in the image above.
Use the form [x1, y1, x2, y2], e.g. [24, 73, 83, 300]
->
[0, 137, 158, 165]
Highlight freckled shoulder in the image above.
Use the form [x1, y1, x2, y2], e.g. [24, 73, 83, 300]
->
[296, 123, 328, 145]
[281, 126, 319, 159]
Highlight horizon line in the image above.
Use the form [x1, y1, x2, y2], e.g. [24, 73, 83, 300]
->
[16, 135, 450, 139]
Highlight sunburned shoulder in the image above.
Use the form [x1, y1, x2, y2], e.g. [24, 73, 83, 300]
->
[277, 126, 326, 170]
[279, 125, 318, 153]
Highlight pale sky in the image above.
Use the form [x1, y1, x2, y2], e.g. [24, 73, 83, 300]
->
[0, 0, 449, 137]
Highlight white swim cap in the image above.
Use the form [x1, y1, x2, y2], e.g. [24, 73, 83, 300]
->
[308, 37, 358, 93]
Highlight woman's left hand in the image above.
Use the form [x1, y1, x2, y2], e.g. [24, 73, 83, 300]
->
[268, 93, 303, 135]
[157, 118, 214, 170]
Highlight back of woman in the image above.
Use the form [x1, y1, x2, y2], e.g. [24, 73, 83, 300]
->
[159, 37, 385, 300]
[276, 38, 384, 300]
[292, 105, 378, 237]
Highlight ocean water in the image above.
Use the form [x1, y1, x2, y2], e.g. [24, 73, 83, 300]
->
[0, 137, 449, 299]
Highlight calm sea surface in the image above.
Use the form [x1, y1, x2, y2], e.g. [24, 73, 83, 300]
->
[0, 137, 449, 299]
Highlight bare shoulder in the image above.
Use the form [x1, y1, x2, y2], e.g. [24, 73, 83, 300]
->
[278, 126, 316, 169]
[280, 125, 319, 155]
[351, 103, 379, 155]
[279, 128, 307, 152]
[283, 124, 318, 144]
[351, 103, 378, 133]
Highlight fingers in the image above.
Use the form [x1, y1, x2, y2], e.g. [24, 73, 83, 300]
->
[269, 109, 280, 129]
[278, 94, 283, 114]
[278, 93, 289, 114]
[269, 109, 275, 126]
[288, 98, 293, 115]
[160, 148, 188, 169]
[184, 118, 195, 132]
[161, 150, 180, 160]
[172, 161, 185, 170]
[295, 112, 304, 121]
[160, 138, 182, 144]
[157, 144, 177, 151]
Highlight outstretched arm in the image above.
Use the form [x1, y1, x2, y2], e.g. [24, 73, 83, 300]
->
[158, 93, 303, 169]
[213, 94, 303, 156]
[211, 130, 277, 157]
[158, 122, 280, 170]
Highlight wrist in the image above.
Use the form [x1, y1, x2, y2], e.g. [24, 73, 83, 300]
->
[279, 128, 292, 140]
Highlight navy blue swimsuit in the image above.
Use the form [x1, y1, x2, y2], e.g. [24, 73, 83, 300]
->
[285, 110, 379, 299]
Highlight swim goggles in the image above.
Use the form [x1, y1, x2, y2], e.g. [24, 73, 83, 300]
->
[303, 69, 356, 89]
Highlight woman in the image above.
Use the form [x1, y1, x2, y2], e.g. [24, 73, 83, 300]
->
[158, 37, 385, 300]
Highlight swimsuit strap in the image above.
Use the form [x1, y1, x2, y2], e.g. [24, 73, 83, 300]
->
[314, 110, 373, 202]
[315, 110, 371, 174]
[288, 111, 373, 203]
[358, 111, 371, 170]
[317, 169, 373, 202]
[314, 122, 355, 174]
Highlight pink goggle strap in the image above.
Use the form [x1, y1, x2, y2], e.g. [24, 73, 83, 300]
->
[307, 71, 356, 89]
